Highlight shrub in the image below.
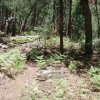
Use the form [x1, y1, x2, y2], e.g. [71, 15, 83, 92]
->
[93, 39, 100, 51]
[88, 66, 100, 90]
[0, 49, 26, 75]
[68, 61, 77, 71]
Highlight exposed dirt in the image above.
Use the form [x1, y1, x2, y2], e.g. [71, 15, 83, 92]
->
[20, 66, 100, 100]
[0, 63, 38, 100]
[0, 64, 100, 100]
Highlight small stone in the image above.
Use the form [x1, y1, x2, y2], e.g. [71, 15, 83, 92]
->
[2, 45, 8, 49]
[0, 73, 4, 81]
[37, 75, 47, 81]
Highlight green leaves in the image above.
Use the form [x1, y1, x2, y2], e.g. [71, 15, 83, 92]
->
[55, 79, 67, 99]
[0, 49, 26, 74]
[68, 61, 77, 71]
[88, 66, 100, 90]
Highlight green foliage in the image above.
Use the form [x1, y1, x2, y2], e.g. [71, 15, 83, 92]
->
[68, 61, 77, 71]
[0, 49, 26, 74]
[7, 36, 39, 46]
[27, 47, 64, 68]
[21, 31, 35, 35]
[54, 79, 67, 99]
[88, 66, 100, 90]
[20, 79, 67, 100]
[20, 81, 39, 100]
[44, 36, 81, 51]
[44, 36, 60, 48]
[27, 48, 41, 61]
[36, 53, 64, 68]
[33, 26, 51, 39]
[72, 0, 84, 40]
[93, 39, 100, 51]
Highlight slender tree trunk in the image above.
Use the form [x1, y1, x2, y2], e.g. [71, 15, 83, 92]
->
[53, 0, 56, 29]
[53, 0, 60, 35]
[81, 0, 93, 56]
[12, 15, 16, 36]
[31, 4, 37, 28]
[95, 0, 100, 39]
[59, 0, 64, 54]
[21, 0, 39, 31]
[67, 0, 72, 38]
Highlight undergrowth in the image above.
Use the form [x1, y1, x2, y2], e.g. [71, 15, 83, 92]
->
[87, 66, 100, 90]
[0, 49, 26, 75]
[27, 48, 64, 68]
[7, 35, 39, 47]
[20, 79, 67, 100]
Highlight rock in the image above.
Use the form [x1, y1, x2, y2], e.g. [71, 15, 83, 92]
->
[37, 74, 47, 81]
[0, 43, 8, 49]
[0, 73, 4, 81]
[0, 43, 3, 48]
[1, 45, 8, 49]
[36, 69, 54, 81]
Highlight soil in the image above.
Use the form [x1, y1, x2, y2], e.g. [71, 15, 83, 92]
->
[0, 65, 100, 100]
[0, 63, 38, 100]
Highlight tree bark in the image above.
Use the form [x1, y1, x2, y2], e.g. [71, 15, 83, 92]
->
[59, 0, 64, 54]
[95, 0, 100, 39]
[67, 0, 72, 38]
[21, 0, 39, 31]
[81, 0, 93, 56]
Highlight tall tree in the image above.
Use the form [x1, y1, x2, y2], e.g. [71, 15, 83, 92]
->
[67, 0, 72, 38]
[59, 0, 64, 54]
[95, 0, 100, 39]
[81, 0, 93, 55]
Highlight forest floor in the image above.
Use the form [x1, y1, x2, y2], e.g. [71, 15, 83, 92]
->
[0, 62, 100, 100]
[0, 63, 38, 100]
[0, 36, 100, 100]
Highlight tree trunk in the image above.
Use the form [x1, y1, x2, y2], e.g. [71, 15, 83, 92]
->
[12, 16, 16, 36]
[53, 0, 60, 35]
[81, 0, 93, 56]
[67, 0, 72, 38]
[21, 0, 39, 31]
[95, 0, 100, 39]
[59, 0, 64, 54]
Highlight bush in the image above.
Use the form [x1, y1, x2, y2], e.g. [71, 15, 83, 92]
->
[0, 49, 26, 75]
[93, 39, 100, 51]
[27, 48, 64, 68]
[68, 61, 77, 71]
[26, 48, 41, 61]
[88, 66, 100, 90]
[7, 36, 39, 47]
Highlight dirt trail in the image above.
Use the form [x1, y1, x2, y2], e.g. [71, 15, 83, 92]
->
[0, 63, 38, 100]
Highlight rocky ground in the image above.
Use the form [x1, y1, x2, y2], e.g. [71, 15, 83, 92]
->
[20, 66, 100, 100]
[0, 64, 100, 100]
